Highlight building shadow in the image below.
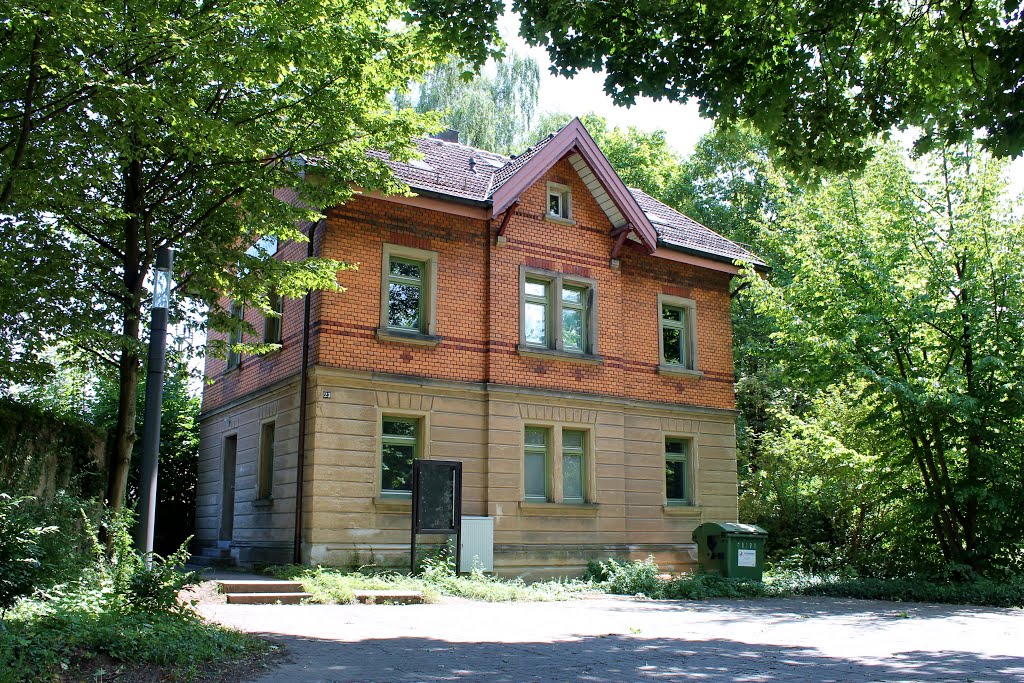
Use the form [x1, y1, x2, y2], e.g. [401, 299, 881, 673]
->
[246, 631, 1024, 683]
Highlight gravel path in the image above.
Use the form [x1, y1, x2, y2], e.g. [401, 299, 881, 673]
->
[200, 595, 1024, 682]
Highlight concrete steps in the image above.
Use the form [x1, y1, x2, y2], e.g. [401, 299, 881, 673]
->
[218, 579, 312, 605]
[352, 590, 424, 605]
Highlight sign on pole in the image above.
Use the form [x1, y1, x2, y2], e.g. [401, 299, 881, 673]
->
[410, 460, 462, 575]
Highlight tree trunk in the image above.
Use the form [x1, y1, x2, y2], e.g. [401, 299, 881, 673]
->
[107, 338, 139, 512]
[106, 153, 145, 512]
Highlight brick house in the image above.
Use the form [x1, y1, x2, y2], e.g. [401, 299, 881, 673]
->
[195, 119, 764, 577]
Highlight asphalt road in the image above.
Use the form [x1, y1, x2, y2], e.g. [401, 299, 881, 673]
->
[201, 594, 1024, 682]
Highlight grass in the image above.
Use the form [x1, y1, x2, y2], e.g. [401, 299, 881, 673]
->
[267, 561, 598, 604]
[0, 586, 268, 683]
[590, 556, 1024, 608]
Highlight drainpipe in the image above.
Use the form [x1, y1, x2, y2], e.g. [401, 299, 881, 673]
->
[293, 217, 323, 565]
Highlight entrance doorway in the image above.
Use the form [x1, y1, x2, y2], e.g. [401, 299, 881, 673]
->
[219, 434, 237, 546]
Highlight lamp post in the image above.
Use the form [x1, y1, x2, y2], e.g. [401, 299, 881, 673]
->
[138, 245, 173, 560]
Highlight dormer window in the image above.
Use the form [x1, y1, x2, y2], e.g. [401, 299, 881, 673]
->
[546, 182, 572, 222]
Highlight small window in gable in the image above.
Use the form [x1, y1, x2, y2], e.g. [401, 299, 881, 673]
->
[546, 182, 572, 221]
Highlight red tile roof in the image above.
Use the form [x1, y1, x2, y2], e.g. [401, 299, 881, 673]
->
[375, 133, 763, 267]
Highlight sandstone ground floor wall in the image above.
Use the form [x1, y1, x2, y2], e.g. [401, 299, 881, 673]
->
[197, 367, 739, 578]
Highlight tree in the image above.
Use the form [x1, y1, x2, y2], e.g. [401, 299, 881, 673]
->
[748, 143, 1024, 574]
[0, 0, 492, 512]
[514, 0, 1024, 174]
[411, 51, 540, 153]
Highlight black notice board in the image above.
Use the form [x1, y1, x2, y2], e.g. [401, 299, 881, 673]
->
[410, 459, 462, 574]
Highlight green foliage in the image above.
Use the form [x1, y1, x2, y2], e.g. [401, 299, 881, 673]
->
[269, 563, 596, 604]
[592, 556, 663, 598]
[745, 142, 1024, 575]
[0, 397, 105, 500]
[0, 494, 54, 617]
[0, 506, 256, 681]
[514, 0, 1024, 174]
[409, 51, 540, 153]
[0, 0, 504, 508]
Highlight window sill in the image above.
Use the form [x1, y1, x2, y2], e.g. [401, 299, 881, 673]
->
[376, 327, 442, 347]
[374, 494, 412, 512]
[658, 364, 704, 379]
[519, 501, 600, 517]
[544, 214, 576, 226]
[517, 346, 603, 365]
[663, 504, 702, 518]
[253, 498, 274, 509]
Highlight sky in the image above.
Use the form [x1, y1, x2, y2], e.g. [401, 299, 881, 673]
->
[496, 13, 713, 156]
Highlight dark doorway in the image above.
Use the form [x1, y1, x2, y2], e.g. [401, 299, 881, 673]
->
[219, 434, 237, 545]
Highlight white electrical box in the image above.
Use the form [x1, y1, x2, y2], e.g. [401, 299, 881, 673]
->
[459, 516, 494, 572]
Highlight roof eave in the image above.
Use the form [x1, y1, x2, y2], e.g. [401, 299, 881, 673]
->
[656, 240, 769, 273]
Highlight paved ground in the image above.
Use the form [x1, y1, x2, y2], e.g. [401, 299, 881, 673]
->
[200, 595, 1024, 682]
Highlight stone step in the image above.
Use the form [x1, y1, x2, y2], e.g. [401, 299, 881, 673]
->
[352, 590, 424, 605]
[218, 580, 306, 594]
[225, 592, 312, 605]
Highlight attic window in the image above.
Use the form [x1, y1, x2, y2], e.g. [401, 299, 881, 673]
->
[546, 182, 572, 221]
[409, 159, 434, 172]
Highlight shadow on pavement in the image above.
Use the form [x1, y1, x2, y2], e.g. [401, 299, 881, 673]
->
[246, 632, 1024, 682]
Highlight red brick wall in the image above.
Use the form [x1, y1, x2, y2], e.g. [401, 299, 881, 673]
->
[203, 155, 736, 412]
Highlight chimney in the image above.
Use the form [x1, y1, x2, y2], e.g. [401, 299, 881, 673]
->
[431, 129, 460, 143]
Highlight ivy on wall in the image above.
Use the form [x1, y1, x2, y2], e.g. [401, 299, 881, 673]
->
[0, 398, 105, 500]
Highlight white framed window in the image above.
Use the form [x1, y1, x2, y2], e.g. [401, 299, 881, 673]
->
[546, 182, 572, 221]
[523, 424, 592, 504]
[665, 437, 692, 505]
[380, 415, 420, 495]
[658, 294, 699, 372]
[520, 267, 598, 355]
[380, 244, 439, 338]
[257, 421, 276, 500]
[524, 426, 550, 501]
[226, 301, 244, 370]
[263, 292, 283, 344]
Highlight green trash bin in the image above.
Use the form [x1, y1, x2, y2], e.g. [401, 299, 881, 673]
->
[692, 522, 768, 580]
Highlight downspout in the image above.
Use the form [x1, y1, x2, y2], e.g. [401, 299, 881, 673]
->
[293, 216, 323, 565]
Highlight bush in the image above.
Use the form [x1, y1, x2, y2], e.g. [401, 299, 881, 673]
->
[0, 507, 263, 682]
[595, 556, 663, 598]
[0, 494, 55, 617]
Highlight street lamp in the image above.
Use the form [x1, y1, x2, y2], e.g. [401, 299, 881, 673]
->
[138, 245, 173, 561]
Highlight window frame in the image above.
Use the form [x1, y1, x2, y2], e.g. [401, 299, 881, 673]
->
[519, 266, 599, 356]
[257, 421, 276, 500]
[379, 414, 422, 497]
[523, 426, 550, 502]
[226, 301, 244, 370]
[522, 423, 593, 505]
[664, 436, 694, 506]
[379, 243, 439, 340]
[561, 429, 587, 504]
[263, 291, 283, 344]
[546, 181, 573, 222]
[657, 294, 699, 373]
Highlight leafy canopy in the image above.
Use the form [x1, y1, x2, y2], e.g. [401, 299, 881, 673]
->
[514, 0, 1024, 174]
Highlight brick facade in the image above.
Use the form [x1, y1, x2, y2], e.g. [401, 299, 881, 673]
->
[202, 155, 735, 413]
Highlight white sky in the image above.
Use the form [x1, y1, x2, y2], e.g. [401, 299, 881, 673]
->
[497, 13, 713, 155]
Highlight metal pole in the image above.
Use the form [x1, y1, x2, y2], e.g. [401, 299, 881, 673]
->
[138, 246, 173, 561]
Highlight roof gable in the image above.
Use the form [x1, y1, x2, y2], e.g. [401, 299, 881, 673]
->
[489, 119, 659, 253]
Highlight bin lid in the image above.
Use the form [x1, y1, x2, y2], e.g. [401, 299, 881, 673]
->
[694, 522, 767, 536]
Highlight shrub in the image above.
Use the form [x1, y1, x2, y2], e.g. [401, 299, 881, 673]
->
[0, 494, 55, 618]
[597, 556, 663, 598]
